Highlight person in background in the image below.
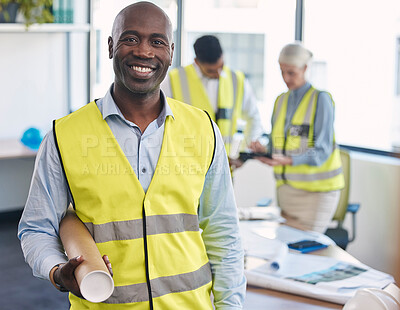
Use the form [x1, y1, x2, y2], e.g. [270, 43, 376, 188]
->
[161, 35, 265, 168]
[252, 42, 344, 233]
[18, 2, 246, 309]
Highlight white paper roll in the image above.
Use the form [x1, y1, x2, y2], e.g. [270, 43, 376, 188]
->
[80, 270, 114, 303]
[266, 241, 289, 273]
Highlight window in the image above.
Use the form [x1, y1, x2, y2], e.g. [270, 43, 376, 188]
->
[304, 0, 400, 152]
[186, 32, 265, 100]
[397, 38, 400, 96]
[395, 38, 400, 151]
[182, 0, 296, 131]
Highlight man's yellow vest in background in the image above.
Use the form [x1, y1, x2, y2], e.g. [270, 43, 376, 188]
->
[271, 87, 344, 192]
[54, 99, 215, 309]
[169, 64, 244, 154]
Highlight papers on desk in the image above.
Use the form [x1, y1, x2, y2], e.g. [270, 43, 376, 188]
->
[240, 220, 335, 260]
[253, 223, 335, 245]
[244, 236, 289, 273]
[245, 254, 394, 305]
[237, 205, 285, 222]
[240, 221, 395, 305]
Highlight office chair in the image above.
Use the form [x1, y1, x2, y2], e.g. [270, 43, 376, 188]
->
[325, 148, 360, 250]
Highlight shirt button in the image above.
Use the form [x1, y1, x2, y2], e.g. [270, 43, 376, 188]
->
[141, 167, 147, 174]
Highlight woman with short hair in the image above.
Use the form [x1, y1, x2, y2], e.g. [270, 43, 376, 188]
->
[253, 42, 344, 233]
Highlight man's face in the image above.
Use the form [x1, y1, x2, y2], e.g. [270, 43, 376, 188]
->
[195, 56, 224, 79]
[279, 63, 306, 90]
[108, 4, 174, 95]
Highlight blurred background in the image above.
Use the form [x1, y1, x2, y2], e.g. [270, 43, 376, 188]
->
[0, 1, 399, 309]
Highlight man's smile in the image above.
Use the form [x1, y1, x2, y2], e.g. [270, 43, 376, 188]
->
[127, 64, 156, 79]
[129, 65, 154, 73]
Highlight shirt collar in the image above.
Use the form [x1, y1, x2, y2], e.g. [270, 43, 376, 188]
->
[100, 84, 174, 128]
[291, 81, 311, 99]
[193, 62, 226, 80]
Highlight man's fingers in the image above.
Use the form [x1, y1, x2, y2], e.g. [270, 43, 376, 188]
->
[62, 255, 84, 274]
[249, 141, 266, 153]
[56, 256, 84, 298]
[102, 255, 113, 277]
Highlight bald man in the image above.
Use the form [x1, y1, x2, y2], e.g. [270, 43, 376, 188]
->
[18, 2, 246, 309]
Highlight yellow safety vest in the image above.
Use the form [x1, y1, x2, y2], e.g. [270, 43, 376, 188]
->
[271, 87, 344, 192]
[169, 64, 244, 154]
[54, 99, 215, 309]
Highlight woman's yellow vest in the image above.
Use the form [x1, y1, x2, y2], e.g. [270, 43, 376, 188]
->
[271, 87, 344, 192]
[54, 99, 215, 309]
[169, 64, 244, 154]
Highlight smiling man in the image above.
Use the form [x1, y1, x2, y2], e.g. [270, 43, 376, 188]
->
[18, 2, 246, 309]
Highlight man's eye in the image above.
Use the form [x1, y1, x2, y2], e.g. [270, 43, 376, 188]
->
[153, 40, 165, 45]
[123, 37, 137, 43]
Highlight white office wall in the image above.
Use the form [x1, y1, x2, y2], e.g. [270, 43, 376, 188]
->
[0, 33, 68, 138]
[0, 0, 90, 139]
[234, 160, 277, 208]
[69, 32, 90, 111]
[345, 153, 400, 284]
[233, 153, 400, 283]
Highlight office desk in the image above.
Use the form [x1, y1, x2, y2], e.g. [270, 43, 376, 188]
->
[243, 244, 359, 309]
[0, 139, 36, 212]
[0, 139, 37, 160]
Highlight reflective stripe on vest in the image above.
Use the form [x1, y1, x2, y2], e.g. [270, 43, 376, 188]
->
[169, 64, 244, 154]
[54, 99, 215, 309]
[105, 262, 211, 304]
[271, 87, 344, 192]
[274, 166, 343, 181]
[84, 213, 200, 243]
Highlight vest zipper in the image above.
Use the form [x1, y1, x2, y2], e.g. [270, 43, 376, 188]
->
[142, 201, 154, 309]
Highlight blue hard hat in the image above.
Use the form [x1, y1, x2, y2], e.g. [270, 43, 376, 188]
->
[21, 127, 43, 150]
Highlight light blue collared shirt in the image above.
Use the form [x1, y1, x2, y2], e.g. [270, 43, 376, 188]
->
[278, 82, 335, 166]
[18, 86, 246, 309]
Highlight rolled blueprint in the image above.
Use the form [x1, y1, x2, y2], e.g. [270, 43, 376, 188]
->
[266, 240, 289, 273]
[59, 208, 114, 303]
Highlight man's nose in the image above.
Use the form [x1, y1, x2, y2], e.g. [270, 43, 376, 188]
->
[134, 42, 154, 58]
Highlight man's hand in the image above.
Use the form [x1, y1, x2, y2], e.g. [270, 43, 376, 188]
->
[254, 154, 293, 166]
[52, 255, 113, 298]
[53, 255, 84, 297]
[102, 254, 113, 277]
[229, 157, 244, 169]
[249, 140, 267, 153]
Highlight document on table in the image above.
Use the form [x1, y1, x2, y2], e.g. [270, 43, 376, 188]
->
[240, 220, 334, 261]
[250, 221, 335, 245]
[240, 220, 395, 305]
[245, 253, 394, 305]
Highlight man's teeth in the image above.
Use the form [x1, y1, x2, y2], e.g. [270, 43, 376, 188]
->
[130, 66, 152, 73]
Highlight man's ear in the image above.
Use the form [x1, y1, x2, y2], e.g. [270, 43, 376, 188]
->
[169, 43, 175, 66]
[108, 36, 113, 59]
